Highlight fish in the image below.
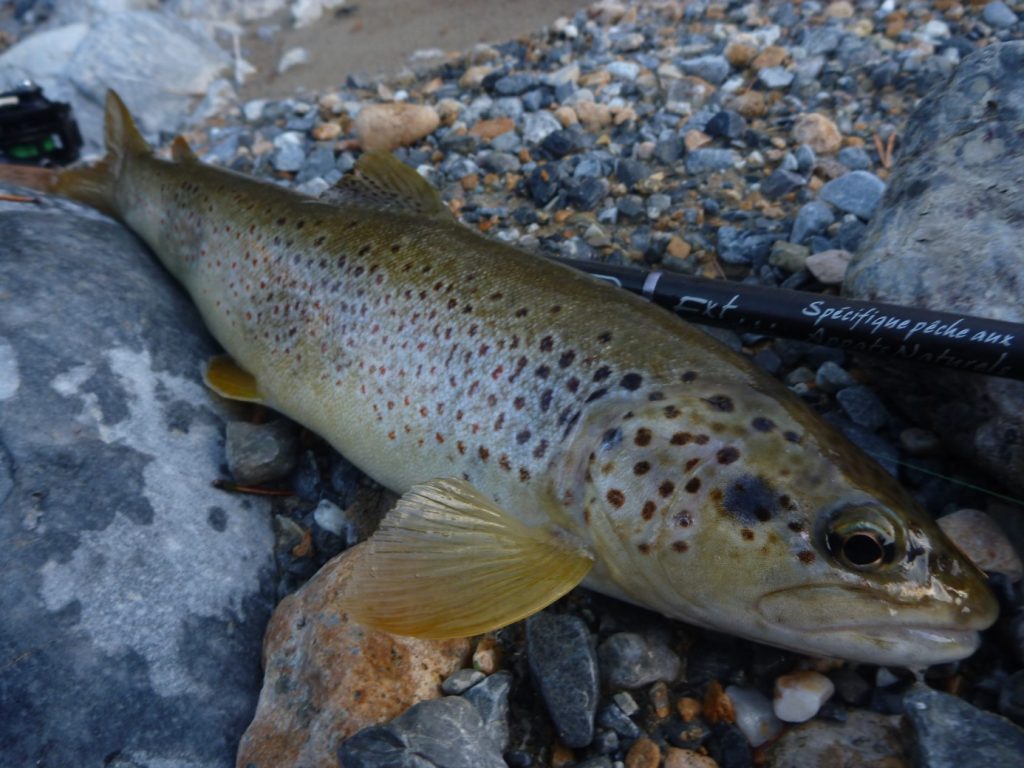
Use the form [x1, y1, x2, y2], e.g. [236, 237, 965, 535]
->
[45, 91, 998, 666]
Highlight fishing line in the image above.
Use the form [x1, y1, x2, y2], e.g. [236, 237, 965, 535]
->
[865, 451, 1024, 508]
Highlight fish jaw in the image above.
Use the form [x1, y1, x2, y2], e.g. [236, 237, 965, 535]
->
[755, 583, 997, 666]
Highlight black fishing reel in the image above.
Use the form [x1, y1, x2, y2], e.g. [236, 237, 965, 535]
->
[0, 82, 82, 165]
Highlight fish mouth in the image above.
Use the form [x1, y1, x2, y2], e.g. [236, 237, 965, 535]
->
[755, 584, 996, 666]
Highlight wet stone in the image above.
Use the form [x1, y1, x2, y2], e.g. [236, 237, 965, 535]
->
[761, 169, 805, 200]
[686, 148, 740, 174]
[338, 696, 506, 768]
[225, 419, 298, 485]
[704, 110, 746, 140]
[818, 170, 885, 220]
[835, 385, 890, 432]
[814, 361, 855, 393]
[598, 631, 681, 689]
[983, 2, 1019, 28]
[903, 683, 1024, 768]
[678, 55, 731, 86]
[442, 668, 485, 695]
[462, 670, 512, 752]
[790, 201, 835, 244]
[526, 612, 599, 748]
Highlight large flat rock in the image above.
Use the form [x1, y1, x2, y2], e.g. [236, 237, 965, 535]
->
[0, 189, 276, 767]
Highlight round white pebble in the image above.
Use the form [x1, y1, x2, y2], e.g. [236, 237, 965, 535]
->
[773, 671, 835, 723]
[726, 685, 783, 746]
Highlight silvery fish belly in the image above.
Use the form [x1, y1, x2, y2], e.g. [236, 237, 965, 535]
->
[55, 91, 999, 667]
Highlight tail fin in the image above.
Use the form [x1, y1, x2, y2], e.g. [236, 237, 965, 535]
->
[52, 90, 151, 218]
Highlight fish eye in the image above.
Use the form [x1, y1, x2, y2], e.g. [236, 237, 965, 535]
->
[823, 506, 903, 572]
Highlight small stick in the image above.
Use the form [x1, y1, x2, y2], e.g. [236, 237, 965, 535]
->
[556, 257, 1024, 381]
[0, 192, 39, 203]
[212, 478, 294, 496]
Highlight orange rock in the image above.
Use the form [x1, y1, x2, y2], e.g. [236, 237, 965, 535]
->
[354, 103, 440, 151]
[574, 101, 613, 131]
[728, 90, 766, 118]
[724, 37, 759, 69]
[684, 129, 712, 152]
[311, 121, 342, 142]
[236, 547, 471, 768]
[793, 113, 842, 154]
[703, 681, 736, 725]
[665, 748, 721, 768]
[470, 117, 516, 140]
[626, 737, 662, 768]
[554, 105, 579, 127]
[751, 45, 790, 70]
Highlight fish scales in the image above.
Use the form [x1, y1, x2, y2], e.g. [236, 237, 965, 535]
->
[46, 92, 998, 666]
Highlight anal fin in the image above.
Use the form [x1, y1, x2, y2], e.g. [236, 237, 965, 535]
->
[204, 355, 263, 403]
[343, 477, 594, 638]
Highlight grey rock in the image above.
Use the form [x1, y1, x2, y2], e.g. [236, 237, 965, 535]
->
[999, 670, 1024, 726]
[758, 66, 794, 89]
[615, 159, 650, 188]
[717, 226, 777, 267]
[836, 385, 890, 431]
[67, 11, 231, 151]
[463, 670, 513, 752]
[815, 361, 856, 393]
[607, 60, 641, 81]
[790, 201, 835, 244]
[704, 109, 747, 140]
[983, 2, 1018, 28]
[904, 684, 1024, 767]
[819, 170, 886, 220]
[843, 42, 1024, 495]
[478, 150, 521, 173]
[678, 54, 731, 85]
[686, 148, 741, 174]
[0, 191, 275, 767]
[769, 241, 810, 273]
[762, 169, 805, 200]
[523, 110, 563, 144]
[795, 144, 817, 174]
[442, 668, 486, 695]
[598, 632, 681, 689]
[339, 696, 506, 768]
[526, 612, 599, 748]
[225, 419, 298, 484]
[767, 709, 903, 767]
[837, 146, 872, 171]
[272, 131, 307, 172]
[493, 72, 537, 95]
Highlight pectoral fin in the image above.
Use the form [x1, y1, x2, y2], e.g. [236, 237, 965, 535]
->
[343, 477, 594, 638]
[204, 355, 263, 403]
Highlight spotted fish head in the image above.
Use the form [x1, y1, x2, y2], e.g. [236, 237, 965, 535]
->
[566, 379, 998, 666]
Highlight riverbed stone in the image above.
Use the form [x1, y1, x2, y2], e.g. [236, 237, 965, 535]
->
[0, 189, 276, 767]
[843, 41, 1024, 495]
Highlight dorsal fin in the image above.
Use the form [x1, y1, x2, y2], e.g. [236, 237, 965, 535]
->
[170, 136, 197, 163]
[322, 150, 453, 219]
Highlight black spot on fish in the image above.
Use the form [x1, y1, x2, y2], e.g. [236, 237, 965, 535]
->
[533, 439, 549, 459]
[597, 331, 612, 343]
[722, 475, 779, 524]
[535, 365, 551, 379]
[634, 428, 652, 447]
[642, 500, 656, 520]
[540, 389, 553, 412]
[620, 373, 643, 390]
[539, 336, 554, 352]
[672, 541, 689, 553]
[751, 416, 775, 432]
[784, 430, 802, 443]
[704, 395, 734, 412]
[585, 388, 608, 403]
[607, 489, 625, 508]
[741, 529, 755, 541]
[593, 366, 611, 382]
[659, 480, 675, 498]
[788, 520, 805, 533]
[634, 461, 651, 475]
[664, 405, 681, 419]
[717, 446, 740, 465]
[566, 377, 580, 393]
[798, 550, 815, 564]
[681, 371, 698, 382]
[516, 429, 532, 444]
[559, 351, 576, 368]
[685, 478, 701, 493]
[648, 391, 665, 402]
[671, 432, 692, 445]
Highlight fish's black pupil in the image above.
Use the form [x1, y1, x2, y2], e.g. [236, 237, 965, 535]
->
[842, 532, 885, 566]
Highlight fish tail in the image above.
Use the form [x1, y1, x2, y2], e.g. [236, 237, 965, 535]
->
[52, 90, 151, 218]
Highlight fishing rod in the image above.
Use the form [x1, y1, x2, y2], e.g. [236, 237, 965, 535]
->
[556, 257, 1024, 382]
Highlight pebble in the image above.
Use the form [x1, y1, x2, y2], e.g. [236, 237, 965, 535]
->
[312, 498, 347, 537]
[761, 169, 805, 200]
[526, 612, 599, 747]
[625, 736, 662, 768]
[353, 102, 440, 151]
[704, 110, 747, 140]
[836, 385, 891, 432]
[277, 46, 309, 74]
[757, 66, 794, 89]
[792, 113, 842, 154]
[937, 509, 1023, 582]
[725, 685, 783, 747]
[679, 55, 732, 86]
[598, 632, 682, 690]
[769, 241, 810, 273]
[982, 2, 1019, 29]
[900, 427, 942, 456]
[790, 201, 835, 244]
[462, 670, 513, 752]
[815, 360, 855, 393]
[903, 683, 1024, 767]
[767, 709, 903, 767]
[818, 170, 886, 220]
[523, 111, 562, 144]
[773, 671, 836, 723]
[686, 148, 741, 174]
[225, 419, 298, 485]
[272, 131, 307, 172]
[664, 749, 719, 768]
[442, 668, 486, 695]
[339, 696, 506, 768]
[805, 248, 852, 284]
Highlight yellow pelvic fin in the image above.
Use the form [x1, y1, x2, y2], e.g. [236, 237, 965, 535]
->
[343, 477, 594, 638]
[204, 355, 263, 403]
[170, 136, 197, 163]
[54, 90, 150, 218]
[323, 150, 453, 219]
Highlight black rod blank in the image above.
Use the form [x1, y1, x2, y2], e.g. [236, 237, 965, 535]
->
[556, 258, 1024, 382]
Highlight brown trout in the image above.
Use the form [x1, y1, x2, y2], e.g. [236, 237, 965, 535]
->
[51, 92, 997, 665]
